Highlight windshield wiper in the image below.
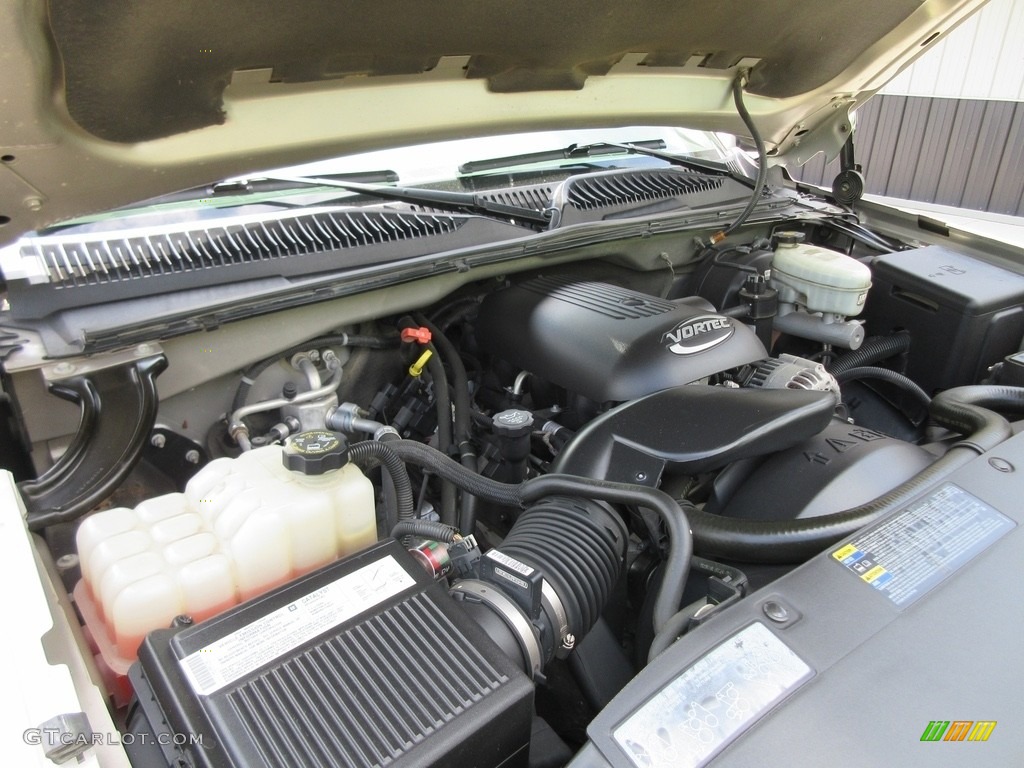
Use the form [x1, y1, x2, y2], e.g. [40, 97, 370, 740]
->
[267, 175, 553, 228]
[459, 140, 732, 178]
[132, 170, 401, 208]
[458, 140, 670, 174]
[571, 142, 734, 177]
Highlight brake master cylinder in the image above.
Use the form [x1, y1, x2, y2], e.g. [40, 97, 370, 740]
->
[770, 231, 872, 349]
[74, 430, 375, 701]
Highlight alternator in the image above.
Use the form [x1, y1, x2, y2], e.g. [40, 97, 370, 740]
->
[746, 353, 839, 394]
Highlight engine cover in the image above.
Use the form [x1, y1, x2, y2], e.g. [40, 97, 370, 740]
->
[477, 276, 766, 401]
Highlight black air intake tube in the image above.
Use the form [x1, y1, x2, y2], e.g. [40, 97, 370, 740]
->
[499, 496, 627, 652]
[453, 495, 627, 677]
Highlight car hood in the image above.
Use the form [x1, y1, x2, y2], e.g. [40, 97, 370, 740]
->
[0, 0, 987, 245]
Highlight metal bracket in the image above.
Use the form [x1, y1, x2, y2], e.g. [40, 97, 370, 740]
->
[832, 134, 866, 205]
[19, 354, 167, 530]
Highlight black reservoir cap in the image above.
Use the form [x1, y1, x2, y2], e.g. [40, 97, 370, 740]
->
[283, 430, 349, 475]
[492, 409, 534, 439]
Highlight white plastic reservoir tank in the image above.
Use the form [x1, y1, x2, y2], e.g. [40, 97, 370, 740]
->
[75, 431, 376, 672]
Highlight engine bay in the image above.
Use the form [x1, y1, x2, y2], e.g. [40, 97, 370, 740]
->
[4, 202, 1024, 766]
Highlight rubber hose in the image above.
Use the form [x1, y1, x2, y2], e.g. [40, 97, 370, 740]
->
[348, 441, 415, 524]
[689, 385, 1018, 563]
[647, 599, 707, 663]
[389, 439, 524, 507]
[835, 366, 931, 409]
[421, 342, 457, 526]
[415, 313, 479, 535]
[927, 385, 1023, 453]
[522, 475, 693, 635]
[231, 334, 395, 414]
[719, 72, 768, 238]
[390, 519, 458, 543]
[499, 496, 627, 644]
[829, 331, 910, 376]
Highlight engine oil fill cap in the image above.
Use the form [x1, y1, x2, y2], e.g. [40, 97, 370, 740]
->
[283, 430, 349, 475]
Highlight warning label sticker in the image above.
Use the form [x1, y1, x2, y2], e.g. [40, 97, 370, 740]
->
[831, 483, 1014, 607]
[179, 555, 415, 696]
[612, 622, 813, 768]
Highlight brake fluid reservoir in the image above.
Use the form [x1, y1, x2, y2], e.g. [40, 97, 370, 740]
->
[770, 231, 872, 316]
[75, 431, 376, 681]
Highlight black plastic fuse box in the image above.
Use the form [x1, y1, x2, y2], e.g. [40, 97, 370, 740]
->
[125, 539, 533, 768]
[864, 245, 1024, 393]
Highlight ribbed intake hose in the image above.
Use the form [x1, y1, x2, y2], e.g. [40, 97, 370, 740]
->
[690, 385, 1020, 563]
[389, 438, 692, 633]
[498, 496, 627, 659]
[388, 438, 691, 672]
[453, 495, 627, 678]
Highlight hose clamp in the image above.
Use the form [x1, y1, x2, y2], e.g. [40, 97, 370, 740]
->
[540, 580, 571, 659]
[374, 425, 401, 442]
[451, 580, 542, 679]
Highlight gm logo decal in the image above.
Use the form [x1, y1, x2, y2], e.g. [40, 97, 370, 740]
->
[920, 720, 996, 742]
[662, 315, 734, 356]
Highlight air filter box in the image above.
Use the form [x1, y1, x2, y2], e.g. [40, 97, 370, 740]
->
[125, 539, 533, 768]
[864, 245, 1024, 393]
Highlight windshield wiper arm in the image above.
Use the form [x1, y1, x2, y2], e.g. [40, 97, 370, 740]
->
[568, 142, 733, 177]
[458, 140, 669, 174]
[267, 175, 553, 228]
[458, 140, 732, 178]
[133, 170, 401, 208]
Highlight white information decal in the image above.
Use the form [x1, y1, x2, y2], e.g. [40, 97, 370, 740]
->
[613, 622, 813, 768]
[179, 555, 415, 696]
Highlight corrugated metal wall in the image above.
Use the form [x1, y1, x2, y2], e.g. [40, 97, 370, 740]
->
[794, 96, 1024, 216]
[882, 0, 1024, 100]
[792, 0, 1024, 216]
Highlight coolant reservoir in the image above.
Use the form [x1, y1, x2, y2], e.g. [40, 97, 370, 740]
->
[75, 431, 376, 686]
[770, 232, 872, 316]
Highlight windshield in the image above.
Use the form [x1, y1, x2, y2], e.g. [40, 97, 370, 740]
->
[260, 126, 730, 186]
[36, 126, 733, 234]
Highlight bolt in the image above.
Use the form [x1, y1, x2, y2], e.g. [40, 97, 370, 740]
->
[989, 457, 1014, 473]
[635, 472, 647, 482]
[561, 633, 576, 652]
[136, 343, 154, 356]
[762, 600, 789, 623]
[150, 433, 166, 449]
[56, 554, 79, 571]
[25, 197, 42, 211]
[52, 362, 75, 375]
[185, 449, 201, 465]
